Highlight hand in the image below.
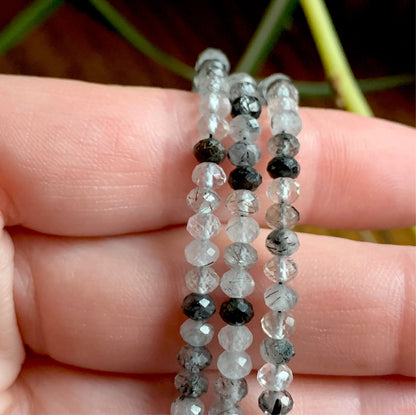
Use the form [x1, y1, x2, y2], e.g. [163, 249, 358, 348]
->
[0, 75, 414, 414]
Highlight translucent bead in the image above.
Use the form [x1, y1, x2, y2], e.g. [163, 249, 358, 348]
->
[227, 72, 256, 88]
[223, 243, 258, 269]
[214, 376, 248, 403]
[264, 284, 298, 312]
[208, 401, 242, 415]
[258, 390, 293, 415]
[177, 344, 212, 373]
[232, 95, 262, 119]
[267, 178, 300, 204]
[187, 213, 221, 240]
[229, 114, 261, 142]
[229, 82, 259, 102]
[267, 96, 298, 115]
[218, 325, 253, 351]
[197, 75, 227, 96]
[199, 93, 231, 118]
[267, 133, 300, 157]
[226, 216, 260, 243]
[258, 74, 293, 103]
[220, 269, 255, 297]
[257, 363, 293, 391]
[271, 111, 302, 136]
[225, 190, 260, 216]
[197, 114, 229, 140]
[217, 351, 252, 379]
[266, 229, 299, 256]
[261, 311, 296, 340]
[187, 187, 221, 213]
[195, 48, 230, 73]
[175, 371, 208, 398]
[185, 266, 220, 294]
[185, 240, 219, 267]
[264, 256, 298, 283]
[265, 204, 300, 230]
[180, 319, 214, 346]
[192, 162, 226, 189]
[260, 337, 295, 365]
[228, 141, 261, 167]
[267, 77, 299, 103]
[171, 397, 204, 415]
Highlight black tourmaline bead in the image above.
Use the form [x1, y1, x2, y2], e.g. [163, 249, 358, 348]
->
[231, 96, 262, 118]
[182, 293, 216, 320]
[220, 298, 254, 326]
[267, 155, 300, 179]
[193, 137, 226, 164]
[228, 166, 262, 191]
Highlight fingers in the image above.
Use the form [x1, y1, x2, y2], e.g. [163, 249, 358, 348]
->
[0, 75, 415, 236]
[11, 227, 415, 376]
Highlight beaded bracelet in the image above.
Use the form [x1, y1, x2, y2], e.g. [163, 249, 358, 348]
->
[256, 75, 301, 415]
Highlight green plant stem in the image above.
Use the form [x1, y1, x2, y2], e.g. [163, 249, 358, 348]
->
[88, 0, 194, 80]
[299, 0, 373, 115]
[235, 0, 298, 74]
[0, 0, 63, 55]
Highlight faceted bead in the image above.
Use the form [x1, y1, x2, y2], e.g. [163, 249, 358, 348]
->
[217, 351, 252, 379]
[271, 111, 302, 136]
[226, 216, 260, 243]
[223, 242, 258, 269]
[231, 96, 262, 118]
[259, 74, 295, 103]
[267, 133, 300, 157]
[229, 114, 261, 141]
[208, 401, 242, 415]
[258, 390, 294, 415]
[267, 178, 300, 204]
[199, 93, 231, 118]
[193, 137, 226, 164]
[182, 293, 216, 321]
[187, 187, 221, 213]
[187, 213, 221, 240]
[171, 397, 205, 415]
[194, 60, 227, 96]
[257, 363, 293, 391]
[261, 311, 296, 340]
[229, 81, 259, 102]
[177, 344, 212, 373]
[175, 371, 208, 398]
[180, 319, 214, 347]
[268, 97, 298, 115]
[265, 229, 299, 256]
[225, 189, 259, 216]
[229, 166, 262, 191]
[267, 156, 300, 179]
[214, 376, 248, 403]
[197, 114, 229, 139]
[220, 269, 255, 297]
[227, 72, 256, 89]
[228, 141, 261, 167]
[185, 240, 219, 267]
[220, 298, 254, 326]
[185, 266, 220, 294]
[260, 338, 295, 365]
[218, 325, 253, 351]
[264, 284, 298, 312]
[265, 204, 300, 230]
[264, 256, 298, 283]
[192, 162, 226, 189]
[195, 48, 230, 73]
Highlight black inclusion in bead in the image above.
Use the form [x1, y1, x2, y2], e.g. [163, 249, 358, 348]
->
[182, 293, 216, 320]
[193, 137, 227, 164]
[220, 298, 254, 326]
[231, 96, 262, 118]
[228, 166, 262, 191]
[267, 155, 300, 179]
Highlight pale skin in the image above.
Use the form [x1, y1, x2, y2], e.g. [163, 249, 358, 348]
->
[0, 75, 415, 414]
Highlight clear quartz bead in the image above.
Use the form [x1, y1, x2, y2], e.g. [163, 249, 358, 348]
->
[268, 96, 299, 115]
[266, 77, 299, 103]
[177, 344, 212, 373]
[195, 48, 230, 73]
[271, 111, 302, 136]
[267, 134, 300, 157]
[265, 204, 300, 229]
[229, 82, 259, 102]
[257, 363, 293, 391]
[228, 140, 261, 167]
[208, 402, 242, 415]
[180, 319, 214, 346]
[229, 114, 261, 142]
[199, 93, 231, 117]
[218, 325, 253, 351]
[197, 114, 229, 139]
[223, 243, 258, 269]
[225, 190, 260, 216]
[171, 397, 205, 415]
[185, 267, 220, 294]
[226, 216, 260, 243]
[192, 162, 226, 189]
[267, 178, 300, 204]
[261, 311, 296, 340]
[266, 229, 299, 256]
[197, 74, 226, 96]
[220, 269, 255, 297]
[264, 256, 298, 283]
[264, 283, 298, 312]
[185, 240, 219, 267]
[258, 390, 293, 415]
[217, 351, 252, 379]
[187, 187, 221, 213]
[187, 213, 221, 240]
[259, 74, 294, 103]
[214, 376, 248, 403]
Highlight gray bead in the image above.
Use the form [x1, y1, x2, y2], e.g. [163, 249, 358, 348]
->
[195, 48, 230, 73]
[267, 133, 300, 157]
[214, 376, 248, 403]
[266, 229, 299, 256]
[223, 242, 258, 269]
[208, 401, 242, 415]
[174, 371, 208, 398]
[225, 189, 260, 216]
[177, 344, 212, 373]
[258, 390, 293, 415]
[228, 141, 261, 167]
[260, 337, 295, 365]
[171, 397, 204, 415]
[258, 74, 293, 103]
[265, 204, 300, 230]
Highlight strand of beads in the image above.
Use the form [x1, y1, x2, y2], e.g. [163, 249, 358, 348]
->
[209, 74, 263, 415]
[256, 74, 301, 415]
[171, 49, 231, 415]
